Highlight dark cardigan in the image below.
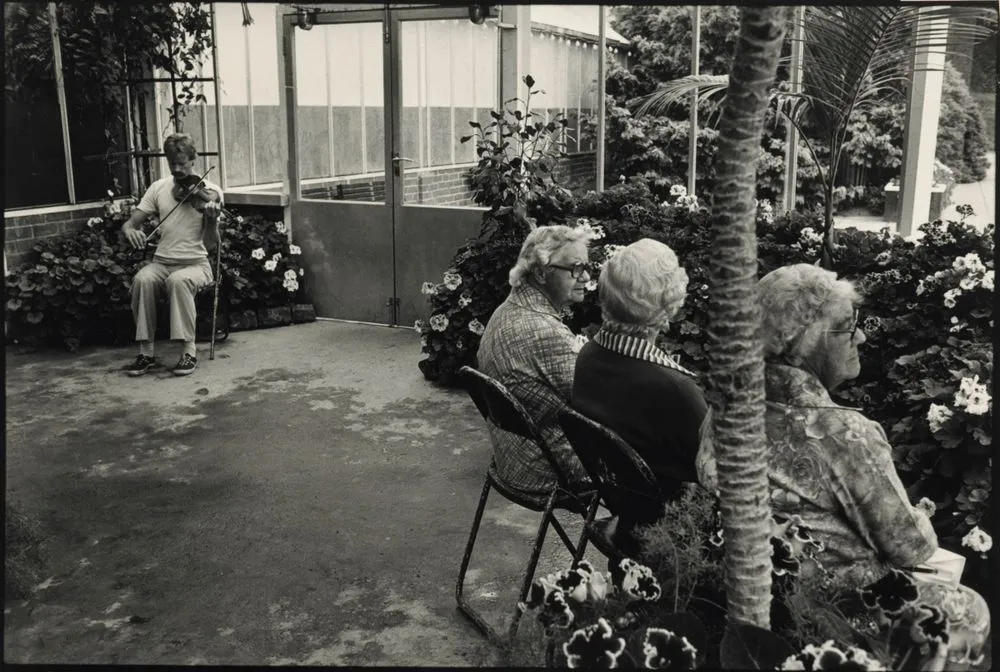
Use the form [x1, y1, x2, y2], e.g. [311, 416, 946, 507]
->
[571, 339, 708, 501]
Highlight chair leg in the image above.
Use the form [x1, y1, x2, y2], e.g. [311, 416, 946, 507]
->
[571, 495, 601, 566]
[456, 475, 506, 648]
[507, 489, 558, 644]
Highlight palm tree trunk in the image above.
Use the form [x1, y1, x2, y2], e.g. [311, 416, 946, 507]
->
[705, 6, 789, 629]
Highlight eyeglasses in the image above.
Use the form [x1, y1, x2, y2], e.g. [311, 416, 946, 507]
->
[549, 262, 590, 280]
[826, 307, 862, 343]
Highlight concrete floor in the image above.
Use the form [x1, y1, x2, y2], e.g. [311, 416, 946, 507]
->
[4, 321, 588, 665]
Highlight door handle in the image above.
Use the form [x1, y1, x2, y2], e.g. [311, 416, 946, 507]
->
[391, 154, 414, 176]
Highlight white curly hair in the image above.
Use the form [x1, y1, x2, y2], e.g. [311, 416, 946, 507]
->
[757, 263, 861, 365]
[598, 238, 689, 337]
[508, 225, 592, 288]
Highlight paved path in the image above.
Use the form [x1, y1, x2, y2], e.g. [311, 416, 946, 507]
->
[4, 322, 587, 665]
[836, 152, 995, 236]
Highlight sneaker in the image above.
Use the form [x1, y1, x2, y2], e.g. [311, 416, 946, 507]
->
[173, 353, 198, 376]
[126, 354, 159, 377]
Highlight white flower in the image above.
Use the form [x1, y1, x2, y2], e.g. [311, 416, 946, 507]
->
[468, 319, 485, 336]
[284, 270, 297, 281]
[959, 274, 978, 291]
[236, 216, 244, 223]
[875, 251, 892, 266]
[953, 253, 985, 274]
[963, 390, 991, 416]
[954, 375, 991, 415]
[915, 280, 927, 295]
[670, 184, 687, 197]
[272, 252, 282, 262]
[420, 281, 437, 296]
[442, 271, 462, 291]
[251, 248, 266, 260]
[962, 526, 992, 553]
[458, 292, 472, 308]
[981, 270, 993, 291]
[289, 244, 302, 255]
[107, 189, 115, 197]
[429, 314, 449, 331]
[283, 278, 299, 292]
[276, 221, 287, 234]
[943, 288, 961, 308]
[915, 497, 937, 517]
[413, 319, 425, 331]
[951, 316, 960, 324]
[585, 279, 598, 292]
[420, 335, 428, 347]
[926, 403, 954, 433]
[87, 216, 102, 228]
[264, 259, 278, 272]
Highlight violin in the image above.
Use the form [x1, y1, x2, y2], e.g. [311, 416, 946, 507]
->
[172, 172, 220, 215]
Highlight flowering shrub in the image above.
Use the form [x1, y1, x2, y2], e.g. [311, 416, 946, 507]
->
[217, 211, 307, 313]
[512, 487, 986, 669]
[5, 191, 144, 349]
[5, 194, 309, 350]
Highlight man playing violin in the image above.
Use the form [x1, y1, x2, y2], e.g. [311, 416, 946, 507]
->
[121, 133, 222, 376]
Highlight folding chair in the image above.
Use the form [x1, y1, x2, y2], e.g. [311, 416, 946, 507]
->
[558, 407, 666, 563]
[455, 366, 600, 648]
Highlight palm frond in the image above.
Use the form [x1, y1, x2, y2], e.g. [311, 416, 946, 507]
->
[633, 74, 730, 118]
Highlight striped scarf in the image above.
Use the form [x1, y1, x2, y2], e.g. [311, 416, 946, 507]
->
[593, 327, 698, 379]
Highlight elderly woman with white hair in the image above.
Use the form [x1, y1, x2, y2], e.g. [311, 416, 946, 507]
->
[477, 224, 594, 495]
[716, 263, 989, 667]
[572, 239, 708, 545]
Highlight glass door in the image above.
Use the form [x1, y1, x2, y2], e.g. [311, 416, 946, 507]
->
[283, 6, 497, 326]
[286, 12, 396, 324]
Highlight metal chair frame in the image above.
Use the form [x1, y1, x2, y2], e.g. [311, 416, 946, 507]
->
[558, 406, 666, 564]
[455, 366, 600, 649]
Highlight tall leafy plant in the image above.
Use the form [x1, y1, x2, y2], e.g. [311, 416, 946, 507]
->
[637, 6, 997, 268]
[417, 76, 577, 385]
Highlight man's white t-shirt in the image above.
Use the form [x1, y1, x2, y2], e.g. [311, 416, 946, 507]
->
[137, 176, 224, 263]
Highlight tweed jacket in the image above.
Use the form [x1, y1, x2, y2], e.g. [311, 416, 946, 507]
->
[572, 327, 708, 502]
[762, 363, 938, 589]
[476, 283, 589, 495]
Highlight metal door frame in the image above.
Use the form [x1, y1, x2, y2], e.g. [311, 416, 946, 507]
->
[280, 4, 485, 325]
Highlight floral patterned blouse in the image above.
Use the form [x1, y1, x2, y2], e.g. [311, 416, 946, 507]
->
[763, 363, 938, 589]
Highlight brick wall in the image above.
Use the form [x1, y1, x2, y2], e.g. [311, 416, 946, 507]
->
[554, 153, 599, 194]
[299, 152, 598, 206]
[5, 205, 105, 272]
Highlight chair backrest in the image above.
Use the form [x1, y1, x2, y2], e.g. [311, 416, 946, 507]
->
[558, 406, 663, 522]
[458, 365, 574, 490]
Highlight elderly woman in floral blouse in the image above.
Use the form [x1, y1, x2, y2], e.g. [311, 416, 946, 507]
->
[477, 225, 593, 496]
[729, 263, 989, 667]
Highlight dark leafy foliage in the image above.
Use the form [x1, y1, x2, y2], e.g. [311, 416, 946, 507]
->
[5, 196, 307, 350]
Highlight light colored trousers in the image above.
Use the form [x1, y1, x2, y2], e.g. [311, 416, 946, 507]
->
[131, 258, 213, 342]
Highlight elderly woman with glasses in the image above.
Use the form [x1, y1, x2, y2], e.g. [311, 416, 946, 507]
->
[572, 239, 709, 552]
[477, 225, 593, 496]
[703, 263, 988, 667]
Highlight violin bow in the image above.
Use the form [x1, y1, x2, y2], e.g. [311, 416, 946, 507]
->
[146, 165, 217, 242]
